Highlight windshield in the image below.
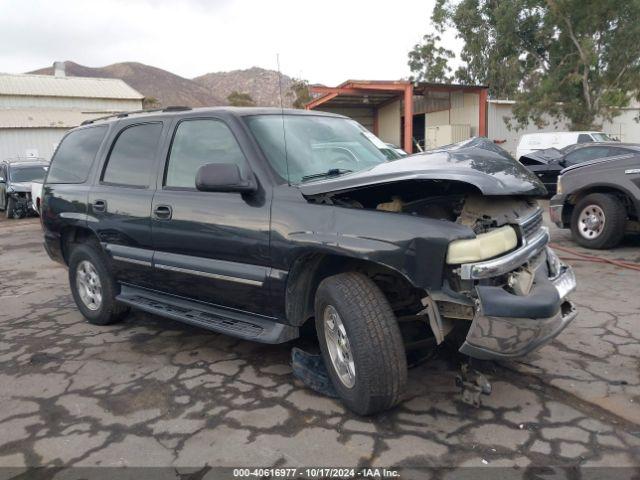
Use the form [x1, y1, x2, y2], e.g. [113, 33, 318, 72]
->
[10, 165, 47, 183]
[245, 115, 388, 183]
[591, 133, 614, 141]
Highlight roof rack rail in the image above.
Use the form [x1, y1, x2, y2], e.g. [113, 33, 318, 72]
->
[80, 106, 192, 126]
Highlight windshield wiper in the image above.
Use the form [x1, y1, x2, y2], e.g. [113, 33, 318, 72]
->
[301, 168, 353, 182]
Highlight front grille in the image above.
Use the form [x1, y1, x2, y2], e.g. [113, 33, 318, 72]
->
[520, 210, 544, 243]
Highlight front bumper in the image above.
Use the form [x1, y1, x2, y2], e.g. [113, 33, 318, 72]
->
[459, 261, 577, 360]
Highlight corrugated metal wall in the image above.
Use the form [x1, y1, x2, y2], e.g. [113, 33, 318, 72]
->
[378, 100, 400, 145]
[316, 106, 374, 132]
[487, 101, 640, 156]
[0, 95, 142, 111]
[0, 128, 66, 160]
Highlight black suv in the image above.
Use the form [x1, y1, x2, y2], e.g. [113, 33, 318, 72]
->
[42, 108, 577, 414]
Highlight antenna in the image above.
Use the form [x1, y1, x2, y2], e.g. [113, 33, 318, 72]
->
[276, 53, 291, 186]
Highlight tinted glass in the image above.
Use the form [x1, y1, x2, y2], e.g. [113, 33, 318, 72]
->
[47, 126, 107, 183]
[165, 119, 246, 188]
[10, 165, 48, 183]
[103, 123, 163, 187]
[246, 115, 387, 184]
[577, 134, 593, 143]
[564, 146, 610, 165]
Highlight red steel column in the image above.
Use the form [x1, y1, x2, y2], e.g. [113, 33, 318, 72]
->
[479, 88, 488, 137]
[403, 84, 413, 153]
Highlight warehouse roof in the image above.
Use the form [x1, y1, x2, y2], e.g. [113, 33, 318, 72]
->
[0, 109, 107, 128]
[0, 73, 143, 100]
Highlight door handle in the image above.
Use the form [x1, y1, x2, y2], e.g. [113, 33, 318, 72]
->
[153, 204, 172, 220]
[92, 199, 107, 213]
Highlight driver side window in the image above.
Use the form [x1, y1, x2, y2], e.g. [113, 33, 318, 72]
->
[564, 147, 609, 166]
[165, 119, 247, 189]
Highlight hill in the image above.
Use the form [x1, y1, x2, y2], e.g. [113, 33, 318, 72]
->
[30, 61, 226, 107]
[30, 62, 298, 108]
[193, 67, 295, 107]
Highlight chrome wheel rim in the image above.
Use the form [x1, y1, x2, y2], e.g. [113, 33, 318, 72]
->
[578, 204, 606, 240]
[76, 260, 103, 311]
[323, 305, 356, 388]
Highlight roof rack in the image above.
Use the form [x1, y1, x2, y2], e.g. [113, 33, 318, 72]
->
[80, 106, 192, 126]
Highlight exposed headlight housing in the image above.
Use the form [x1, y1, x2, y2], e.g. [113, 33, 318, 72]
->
[446, 225, 518, 264]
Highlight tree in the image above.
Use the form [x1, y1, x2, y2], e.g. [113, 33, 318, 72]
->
[142, 96, 160, 109]
[408, 33, 455, 83]
[408, 0, 640, 130]
[227, 91, 255, 107]
[290, 78, 312, 109]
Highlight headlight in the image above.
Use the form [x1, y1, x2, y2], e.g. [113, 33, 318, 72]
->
[556, 175, 563, 195]
[446, 225, 518, 264]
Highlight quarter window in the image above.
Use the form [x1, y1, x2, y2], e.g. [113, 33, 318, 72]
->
[47, 126, 107, 184]
[102, 123, 163, 187]
[165, 119, 246, 189]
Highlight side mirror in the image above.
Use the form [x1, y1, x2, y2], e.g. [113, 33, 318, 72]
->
[558, 159, 567, 168]
[195, 163, 256, 193]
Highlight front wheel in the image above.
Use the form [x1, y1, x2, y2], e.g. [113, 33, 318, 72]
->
[315, 272, 407, 415]
[5, 197, 15, 219]
[68, 243, 129, 325]
[571, 193, 626, 249]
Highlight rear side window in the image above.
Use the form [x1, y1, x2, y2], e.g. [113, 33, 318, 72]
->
[165, 119, 246, 189]
[47, 126, 107, 183]
[577, 134, 593, 143]
[102, 123, 163, 187]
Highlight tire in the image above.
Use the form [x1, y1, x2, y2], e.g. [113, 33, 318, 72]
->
[315, 272, 407, 415]
[68, 243, 129, 325]
[571, 193, 626, 249]
[5, 196, 15, 219]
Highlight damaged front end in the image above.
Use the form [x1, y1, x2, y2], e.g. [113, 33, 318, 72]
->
[299, 138, 577, 361]
[441, 196, 577, 360]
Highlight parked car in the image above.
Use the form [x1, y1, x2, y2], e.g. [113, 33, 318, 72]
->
[519, 143, 638, 195]
[516, 131, 615, 160]
[42, 108, 577, 415]
[0, 159, 48, 218]
[550, 149, 640, 249]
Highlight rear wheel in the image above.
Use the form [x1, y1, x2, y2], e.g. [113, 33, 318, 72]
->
[69, 243, 129, 325]
[315, 272, 407, 415]
[571, 193, 626, 249]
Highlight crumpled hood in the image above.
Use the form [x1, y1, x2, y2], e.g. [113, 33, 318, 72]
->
[8, 182, 33, 193]
[299, 137, 547, 197]
[520, 148, 564, 164]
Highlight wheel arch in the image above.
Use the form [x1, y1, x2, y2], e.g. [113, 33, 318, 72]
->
[60, 226, 102, 265]
[564, 184, 637, 225]
[284, 251, 423, 327]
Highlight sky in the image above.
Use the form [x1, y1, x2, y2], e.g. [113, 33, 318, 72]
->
[0, 0, 461, 85]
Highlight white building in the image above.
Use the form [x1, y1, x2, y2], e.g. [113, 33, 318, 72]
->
[487, 99, 640, 156]
[0, 63, 143, 160]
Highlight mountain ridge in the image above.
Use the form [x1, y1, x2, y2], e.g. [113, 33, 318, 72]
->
[29, 61, 297, 108]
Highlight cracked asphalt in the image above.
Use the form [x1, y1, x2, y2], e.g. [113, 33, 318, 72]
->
[0, 211, 639, 475]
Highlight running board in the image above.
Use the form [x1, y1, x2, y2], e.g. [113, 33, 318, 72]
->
[116, 286, 298, 344]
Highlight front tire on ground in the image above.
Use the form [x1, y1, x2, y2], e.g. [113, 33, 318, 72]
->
[571, 193, 626, 249]
[68, 243, 129, 325]
[315, 272, 407, 415]
[5, 197, 15, 219]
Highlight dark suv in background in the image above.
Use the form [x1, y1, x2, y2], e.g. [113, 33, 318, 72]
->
[0, 159, 48, 218]
[41, 108, 577, 414]
[519, 143, 638, 195]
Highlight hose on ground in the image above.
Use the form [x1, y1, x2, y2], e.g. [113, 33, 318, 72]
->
[549, 243, 640, 272]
